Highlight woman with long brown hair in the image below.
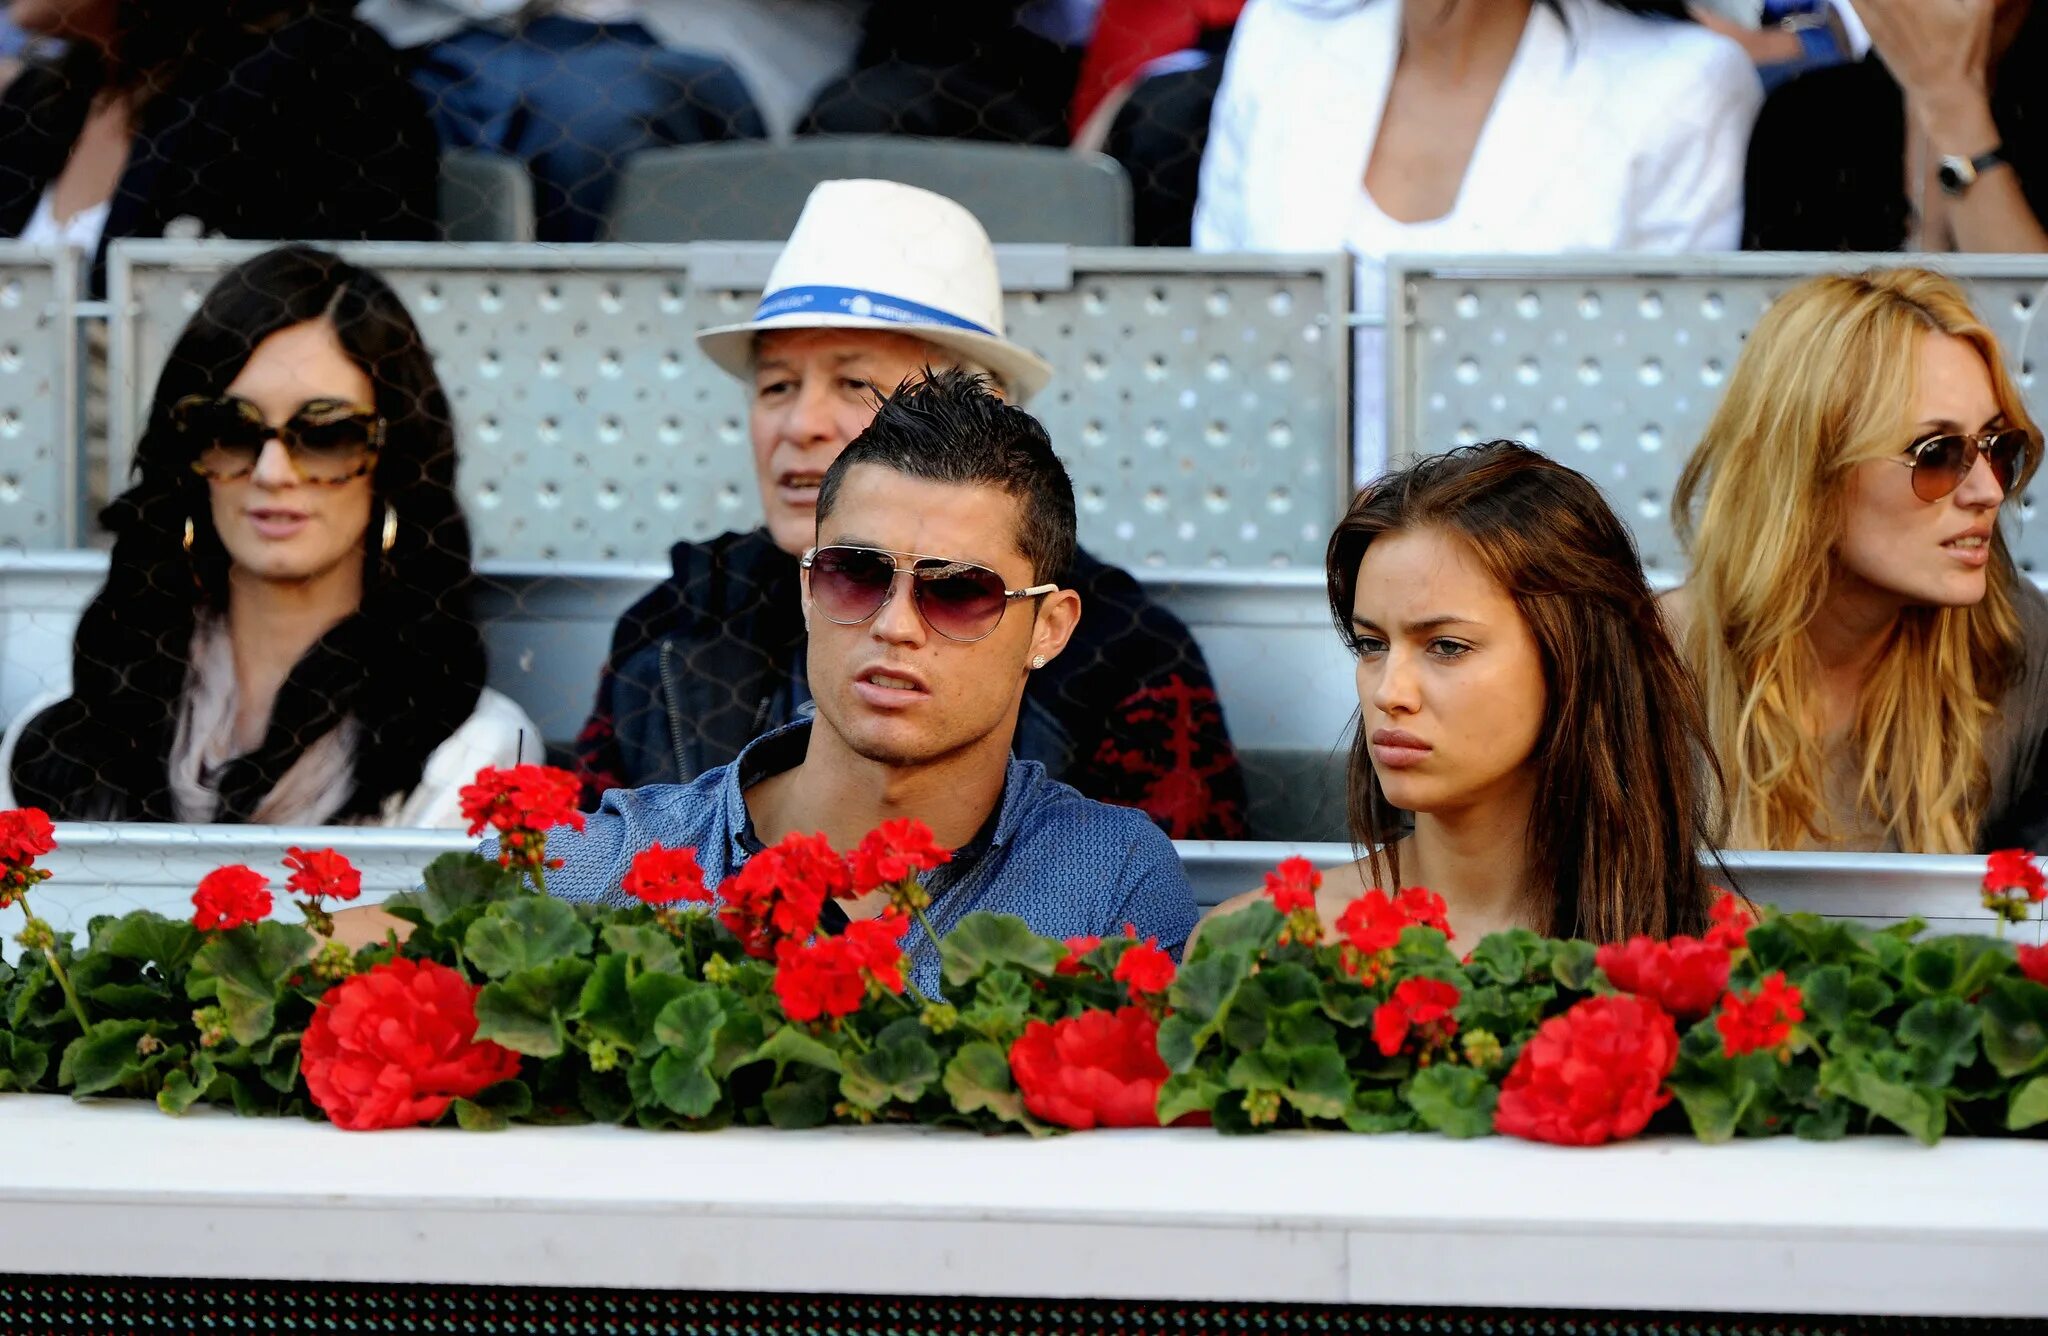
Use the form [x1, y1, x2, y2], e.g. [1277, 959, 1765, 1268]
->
[1668, 268, 2048, 853]
[1206, 441, 1724, 945]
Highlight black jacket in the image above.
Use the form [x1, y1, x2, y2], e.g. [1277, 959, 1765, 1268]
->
[0, 7, 438, 292]
[573, 528, 1249, 840]
[1743, 6, 2048, 251]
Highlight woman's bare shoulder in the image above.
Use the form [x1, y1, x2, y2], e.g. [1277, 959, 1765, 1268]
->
[1655, 584, 1694, 638]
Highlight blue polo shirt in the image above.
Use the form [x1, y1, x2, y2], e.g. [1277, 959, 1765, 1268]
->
[535, 722, 1200, 996]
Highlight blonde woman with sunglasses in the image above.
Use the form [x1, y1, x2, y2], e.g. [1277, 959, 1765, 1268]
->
[1665, 267, 2048, 853]
[2, 245, 537, 827]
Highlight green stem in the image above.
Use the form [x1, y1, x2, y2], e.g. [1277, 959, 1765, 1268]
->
[910, 904, 945, 960]
[19, 896, 90, 1033]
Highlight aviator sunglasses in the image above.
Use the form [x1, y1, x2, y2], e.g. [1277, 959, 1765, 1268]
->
[172, 394, 386, 485]
[801, 544, 1057, 643]
[1892, 426, 2033, 503]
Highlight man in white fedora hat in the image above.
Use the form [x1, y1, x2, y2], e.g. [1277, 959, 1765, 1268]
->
[572, 178, 1248, 839]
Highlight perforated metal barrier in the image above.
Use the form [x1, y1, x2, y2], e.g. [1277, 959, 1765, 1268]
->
[107, 240, 1352, 573]
[0, 245, 78, 553]
[1388, 253, 2048, 581]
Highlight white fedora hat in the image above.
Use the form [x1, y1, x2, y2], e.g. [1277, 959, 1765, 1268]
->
[695, 179, 1054, 404]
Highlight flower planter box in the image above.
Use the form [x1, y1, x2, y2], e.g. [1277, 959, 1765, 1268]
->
[2, 1094, 2043, 1319]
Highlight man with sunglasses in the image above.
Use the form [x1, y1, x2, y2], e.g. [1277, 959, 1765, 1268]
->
[539, 370, 1201, 990]
[572, 179, 1249, 840]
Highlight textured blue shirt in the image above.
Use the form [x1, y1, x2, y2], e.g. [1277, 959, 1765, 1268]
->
[535, 722, 1200, 996]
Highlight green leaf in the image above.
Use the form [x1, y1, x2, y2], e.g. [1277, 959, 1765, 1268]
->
[1982, 978, 2048, 1078]
[763, 1069, 837, 1129]
[1343, 1088, 1416, 1134]
[652, 990, 726, 1059]
[1902, 936, 2007, 1001]
[1317, 975, 1375, 1028]
[2007, 1076, 2048, 1131]
[627, 971, 694, 1055]
[943, 1041, 1031, 1125]
[156, 1067, 203, 1116]
[93, 912, 202, 974]
[1157, 1070, 1224, 1124]
[463, 898, 593, 980]
[1666, 1056, 1756, 1145]
[453, 1080, 533, 1131]
[1821, 1055, 1945, 1146]
[1157, 953, 1249, 1071]
[841, 1035, 940, 1111]
[753, 1024, 845, 1076]
[939, 913, 1061, 986]
[1405, 1063, 1498, 1138]
[1189, 900, 1282, 959]
[1548, 939, 1600, 992]
[1896, 997, 1982, 1088]
[649, 1047, 720, 1118]
[385, 852, 524, 926]
[1466, 930, 1545, 985]
[473, 957, 593, 1057]
[187, 922, 318, 1046]
[958, 969, 1033, 1044]
[0, 1033, 51, 1092]
[1273, 1045, 1352, 1122]
[578, 1071, 634, 1124]
[59, 1020, 151, 1096]
[577, 953, 636, 1045]
[600, 923, 684, 976]
[1793, 1102, 1850, 1141]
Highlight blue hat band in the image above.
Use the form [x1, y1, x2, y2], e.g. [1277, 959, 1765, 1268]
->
[750, 285, 995, 337]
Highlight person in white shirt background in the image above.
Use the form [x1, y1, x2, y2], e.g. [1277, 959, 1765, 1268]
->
[1192, 0, 1763, 483]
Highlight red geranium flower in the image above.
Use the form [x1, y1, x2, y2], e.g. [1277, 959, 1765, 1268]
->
[621, 843, 710, 906]
[283, 847, 362, 903]
[772, 912, 909, 1024]
[1055, 935, 1103, 976]
[1112, 929, 1176, 1003]
[1263, 857, 1321, 914]
[849, 818, 952, 899]
[1395, 886, 1453, 938]
[1494, 994, 1679, 1147]
[1010, 1005, 1174, 1129]
[1985, 849, 2047, 902]
[458, 763, 586, 840]
[1335, 889, 1407, 956]
[0, 807, 57, 866]
[191, 865, 274, 932]
[1596, 934, 1731, 1019]
[1704, 889, 1756, 950]
[1372, 977, 1461, 1058]
[717, 831, 850, 958]
[1716, 971, 1805, 1059]
[2017, 944, 2048, 986]
[302, 958, 523, 1131]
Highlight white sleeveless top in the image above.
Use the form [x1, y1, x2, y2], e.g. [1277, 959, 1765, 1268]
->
[15, 185, 110, 255]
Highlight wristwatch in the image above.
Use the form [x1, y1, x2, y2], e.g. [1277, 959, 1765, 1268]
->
[1938, 147, 2010, 197]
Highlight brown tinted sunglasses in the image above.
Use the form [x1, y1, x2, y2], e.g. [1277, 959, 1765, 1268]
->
[1892, 427, 2033, 503]
[172, 394, 385, 485]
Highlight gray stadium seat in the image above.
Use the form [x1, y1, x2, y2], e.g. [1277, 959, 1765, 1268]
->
[603, 137, 1134, 245]
[439, 149, 537, 244]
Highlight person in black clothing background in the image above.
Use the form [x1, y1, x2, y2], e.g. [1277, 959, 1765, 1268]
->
[1744, 0, 2046, 253]
[0, 1, 438, 292]
[574, 178, 1250, 841]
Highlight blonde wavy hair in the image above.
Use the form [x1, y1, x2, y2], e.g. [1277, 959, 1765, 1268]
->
[1673, 268, 2041, 852]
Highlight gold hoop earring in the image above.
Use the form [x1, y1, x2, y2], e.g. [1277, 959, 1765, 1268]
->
[182, 517, 194, 553]
[380, 504, 398, 555]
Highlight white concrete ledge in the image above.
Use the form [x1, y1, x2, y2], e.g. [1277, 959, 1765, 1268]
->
[1, 1096, 2044, 1314]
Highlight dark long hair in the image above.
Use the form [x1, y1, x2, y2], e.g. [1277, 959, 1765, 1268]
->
[10, 244, 486, 822]
[35, 2, 321, 100]
[1325, 442, 1725, 942]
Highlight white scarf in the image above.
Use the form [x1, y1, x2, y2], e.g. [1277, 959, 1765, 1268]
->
[167, 616, 366, 826]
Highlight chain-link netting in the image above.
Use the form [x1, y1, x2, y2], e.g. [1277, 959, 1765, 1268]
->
[2, 0, 2045, 933]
